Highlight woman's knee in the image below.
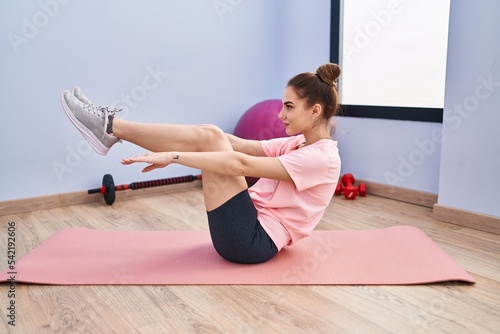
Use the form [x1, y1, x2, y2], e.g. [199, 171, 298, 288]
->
[197, 124, 231, 151]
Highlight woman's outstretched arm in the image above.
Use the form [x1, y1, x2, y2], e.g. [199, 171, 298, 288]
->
[122, 151, 291, 182]
[225, 133, 267, 157]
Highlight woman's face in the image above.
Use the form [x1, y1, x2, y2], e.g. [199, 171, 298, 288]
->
[279, 86, 316, 136]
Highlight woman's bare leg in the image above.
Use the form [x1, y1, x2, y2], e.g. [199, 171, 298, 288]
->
[112, 118, 218, 153]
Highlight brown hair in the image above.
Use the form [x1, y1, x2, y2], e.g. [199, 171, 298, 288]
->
[287, 63, 341, 122]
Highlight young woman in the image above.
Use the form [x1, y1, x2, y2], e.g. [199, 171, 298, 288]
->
[61, 63, 342, 264]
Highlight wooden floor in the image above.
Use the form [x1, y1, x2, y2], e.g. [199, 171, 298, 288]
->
[1, 187, 499, 333]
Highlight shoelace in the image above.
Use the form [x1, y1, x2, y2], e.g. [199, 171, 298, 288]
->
[82, 104, 122, 119]
[81, 103, 123, 140]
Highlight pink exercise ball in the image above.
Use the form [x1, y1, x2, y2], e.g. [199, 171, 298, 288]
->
[234, 100, 288, 186]
[233, 100, 287, 140]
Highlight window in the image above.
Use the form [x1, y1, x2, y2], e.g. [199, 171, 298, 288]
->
[331, 0, 451, 122]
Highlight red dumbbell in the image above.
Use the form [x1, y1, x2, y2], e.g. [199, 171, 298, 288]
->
[334, 174, 366, 200]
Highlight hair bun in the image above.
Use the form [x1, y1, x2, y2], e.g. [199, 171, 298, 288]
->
[316, 63, 341, 86]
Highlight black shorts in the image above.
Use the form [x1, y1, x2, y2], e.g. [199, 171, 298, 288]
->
[207, 189, 278, 264]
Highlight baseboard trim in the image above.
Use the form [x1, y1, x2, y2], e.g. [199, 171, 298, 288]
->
[433, 204, 500, 235]
[3, 181, 498, 236]
[359, 180, 438, 208]
[2, 179, 436, 215]
[0, 180, 203, 216]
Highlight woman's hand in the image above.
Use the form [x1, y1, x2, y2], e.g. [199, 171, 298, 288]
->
[121, 152, 176, 173]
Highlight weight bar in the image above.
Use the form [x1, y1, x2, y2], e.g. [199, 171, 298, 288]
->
[88, 174, 202, 205]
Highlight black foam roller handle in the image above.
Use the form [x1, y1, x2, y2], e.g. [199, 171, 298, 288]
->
[129, 175, 199, 190]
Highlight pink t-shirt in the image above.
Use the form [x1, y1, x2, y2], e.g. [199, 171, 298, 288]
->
[248, 134, 341, 250]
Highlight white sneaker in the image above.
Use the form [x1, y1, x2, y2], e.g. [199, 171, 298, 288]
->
[61, 89, 121, 155]
[72, 86, 94, 105]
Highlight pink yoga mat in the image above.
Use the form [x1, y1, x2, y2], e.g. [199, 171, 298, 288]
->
[0, 226, 475, 285]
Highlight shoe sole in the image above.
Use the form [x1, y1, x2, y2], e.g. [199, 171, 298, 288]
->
[60, 91, 109, 155]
